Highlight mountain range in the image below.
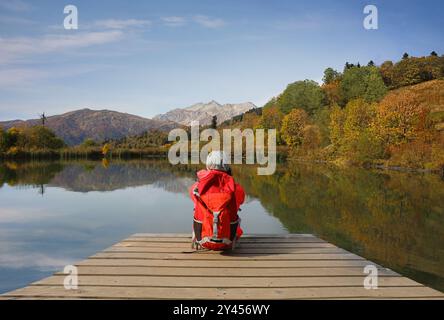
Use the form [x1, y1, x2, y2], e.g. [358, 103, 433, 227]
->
[0, 109, 176, 146]
[154, 100, 256, 126]
[0, 101, 256, 145]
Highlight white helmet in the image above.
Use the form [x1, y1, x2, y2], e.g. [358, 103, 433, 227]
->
[206, 150, 230, 172]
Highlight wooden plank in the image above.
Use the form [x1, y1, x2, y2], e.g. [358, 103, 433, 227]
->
[116, 241, 336, 248]
[76, 258, 379, 268]
[54, 266, 400, 277]
[92, 252, 363, 260]
[105, 246, 349, 254]
[3, 285, 443, 299]
[131, 233, 317, 238]
[124, 238, 327, 243]
[31, 275, 421, 288]
[3, 233, 442, 300]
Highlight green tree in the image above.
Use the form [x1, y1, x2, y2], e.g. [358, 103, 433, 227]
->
[19, 126, 65, 150]
[322, 68, 341, 85]
[211, 115, 217, 129]
[81, 138, 97, 148]
[277, 80, 326, 115]
[6, 127, 20, 148]
[0, 127, 7, 153]
[365, 69, 388, 102]
[340, 66, 387, 105]
[312, 107, 332, 147]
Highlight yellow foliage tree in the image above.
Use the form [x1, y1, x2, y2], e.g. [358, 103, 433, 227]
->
[102, 143, 111, 157]
[329, 104, 346, 147]
[280, 108, 308, 147]
[343, 99, 376, 145]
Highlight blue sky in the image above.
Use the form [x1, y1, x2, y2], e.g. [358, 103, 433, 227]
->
[0, 0, 443, 120]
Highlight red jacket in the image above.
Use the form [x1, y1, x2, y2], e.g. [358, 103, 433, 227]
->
[190, 169, 245, 235]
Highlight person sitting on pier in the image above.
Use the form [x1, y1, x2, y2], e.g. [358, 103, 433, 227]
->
[190, 151, 245, 250]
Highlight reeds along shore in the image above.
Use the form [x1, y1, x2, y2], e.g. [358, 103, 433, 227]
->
[0, 147, 169, 161]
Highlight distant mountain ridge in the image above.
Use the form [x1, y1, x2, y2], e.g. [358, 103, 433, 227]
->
[0, 108, 177, 146]
[0, 101, 257, 145]
[154, 100, 256, 126]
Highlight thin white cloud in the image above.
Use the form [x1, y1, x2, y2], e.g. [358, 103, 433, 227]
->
[0, 68, 47, 87]
[0, 0, 31, 12]
[95, 19, 151, 29]
[0, 65, 104, 87]
[161, 16, 187, 27]
[0, 31, 123, 65]
[193, 15, 225, 28]
[0, 15, 35, 25]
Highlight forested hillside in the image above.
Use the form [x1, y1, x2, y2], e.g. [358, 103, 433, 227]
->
[221, 53, 444, 171]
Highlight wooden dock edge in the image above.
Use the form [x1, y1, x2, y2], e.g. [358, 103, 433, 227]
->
[1, 234, 443, 300]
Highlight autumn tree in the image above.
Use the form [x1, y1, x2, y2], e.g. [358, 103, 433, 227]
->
[329, 100, 383, 162]
[260, 106, 283, 129]
[372, 91, 430, 147]
[302, 125, 321, 150]
[341, 99, 382, 161]
[259, 106, 284, 144]
[322, 80, 342, 106]
[281, 108, 308, 147]
[102, 143, 111, 157]
[329, 104, 346, 147]
[380, 60, 394, 87]
[388, 55, 444, 88]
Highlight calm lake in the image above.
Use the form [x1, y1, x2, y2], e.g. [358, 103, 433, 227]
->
[0, 159, 443, 293]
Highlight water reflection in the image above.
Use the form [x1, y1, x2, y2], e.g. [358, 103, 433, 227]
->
[0, 160, 285, 293]
[232, 162, 444, 291]
[0, 159, 443, 293]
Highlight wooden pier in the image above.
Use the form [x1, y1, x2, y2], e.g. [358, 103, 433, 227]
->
[1, 234, 443, 299]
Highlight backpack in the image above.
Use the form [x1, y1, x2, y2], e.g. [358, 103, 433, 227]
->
[192, 186, 239, 250]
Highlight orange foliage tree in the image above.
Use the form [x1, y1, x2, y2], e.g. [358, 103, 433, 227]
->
[372, 91, 430, 147]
